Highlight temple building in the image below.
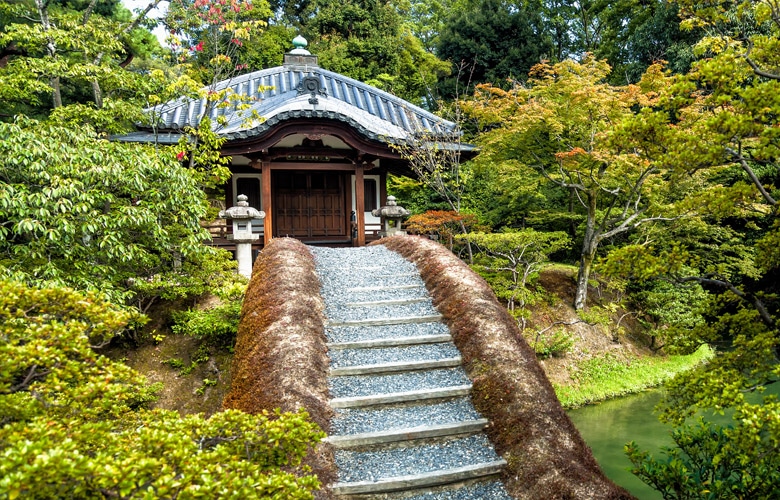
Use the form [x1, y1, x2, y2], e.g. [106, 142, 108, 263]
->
[117, 36, 471, 250]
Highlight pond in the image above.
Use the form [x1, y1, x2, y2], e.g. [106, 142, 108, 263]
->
[567, 389, 667, 499]
[568, 384, 779, 499]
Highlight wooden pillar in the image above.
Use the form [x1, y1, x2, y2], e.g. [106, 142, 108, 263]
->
[355, 164, 366, 246]
[380, 170, 388, 206]
[261, 162, 272, 246]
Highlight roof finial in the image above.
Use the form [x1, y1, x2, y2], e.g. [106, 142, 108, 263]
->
[290, 35, 311, 55]
[292, 35, 308, 50]
[284, 34, 318, 67]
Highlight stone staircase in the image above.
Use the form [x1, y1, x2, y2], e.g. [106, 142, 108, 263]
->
[312, 247, 511, 499]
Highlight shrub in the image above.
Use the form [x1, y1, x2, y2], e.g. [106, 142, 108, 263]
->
[527, 328, 575, 358]
[171, 280, 246, 348]
[0, 279, 325, 499]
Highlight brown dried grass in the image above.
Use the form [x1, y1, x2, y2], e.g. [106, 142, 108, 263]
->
[374, 236, 635, 500]
[222, 237, 336, 497]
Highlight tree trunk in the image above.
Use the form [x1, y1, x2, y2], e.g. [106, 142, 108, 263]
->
[35, 0, 62, 108]
[574, 192, 599, 310]
[457, 219, 473, 264]
[91, 79, 103, 108]
[574, 250, 595, 310]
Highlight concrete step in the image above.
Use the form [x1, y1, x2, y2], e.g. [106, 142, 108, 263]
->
[345, 297, 429, 307]
[327, 334, 453, 350]
[330, 385, 472, 409]
[348, 284, 426, 293]
[330, 460, 506, 496]
[327, 314, 443, 328]
[329, 357, 462, 376]
[325, 419, 489, 448]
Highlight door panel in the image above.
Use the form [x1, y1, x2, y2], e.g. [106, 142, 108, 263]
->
[273, 171, 347, 240]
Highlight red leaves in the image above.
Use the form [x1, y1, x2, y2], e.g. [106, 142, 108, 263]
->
[554, 147, 587, 159]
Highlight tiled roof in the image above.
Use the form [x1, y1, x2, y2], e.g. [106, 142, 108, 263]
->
[148, 65, 458, 144]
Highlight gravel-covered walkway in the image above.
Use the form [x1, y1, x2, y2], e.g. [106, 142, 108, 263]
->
[312, 245, 512, 499]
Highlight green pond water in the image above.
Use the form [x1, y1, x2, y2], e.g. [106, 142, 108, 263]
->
[568, 384, 780, 499]
[568, 389, 667, 499]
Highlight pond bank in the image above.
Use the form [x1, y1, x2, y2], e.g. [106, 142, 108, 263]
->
[553, 345, 713, 409]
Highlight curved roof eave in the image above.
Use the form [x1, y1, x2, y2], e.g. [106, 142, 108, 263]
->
[148, 65, 459, 145]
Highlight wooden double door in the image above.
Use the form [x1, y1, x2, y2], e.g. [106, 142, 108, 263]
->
[273, 171, 349, 242]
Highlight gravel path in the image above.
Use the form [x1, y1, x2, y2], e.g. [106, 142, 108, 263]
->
[311, 246, 510, 498]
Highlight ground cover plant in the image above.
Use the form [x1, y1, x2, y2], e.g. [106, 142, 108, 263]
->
[554, 347, 713, 408]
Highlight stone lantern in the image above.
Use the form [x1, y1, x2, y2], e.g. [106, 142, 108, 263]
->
[372, 196, 410, 237]
[219, 194, 265, 278]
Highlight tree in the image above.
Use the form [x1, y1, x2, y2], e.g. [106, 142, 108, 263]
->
[586, 0, 702, 84]
[457, 229, 571, 312]
[0, 117, 222, 306]
[592, 0, 780, 492]
[392, 123, 477, 260]
[0, 279, 325, 499]
[466, 57, 677, 310]
[436, 0, 553, 94]
[300, 0, 450, 104]
[0, 0, 163, 129]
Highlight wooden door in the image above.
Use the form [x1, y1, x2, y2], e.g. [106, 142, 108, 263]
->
[273, 171, 348, 241]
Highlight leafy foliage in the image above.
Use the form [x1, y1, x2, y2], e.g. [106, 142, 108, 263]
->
[458, 229, 571, 311]
[626, 413, 780, 500]
[436, 0, 553, 94]
[405, 210, 480, 248]
[0, 279, 157, 426]
[0, 279, 325, 499]
[302, 0, 450, 104]
[171, 279, 247, 347]
[0, 0, 161, 128]
[465, 57, 677, 310]
[0, 117, 216, 306]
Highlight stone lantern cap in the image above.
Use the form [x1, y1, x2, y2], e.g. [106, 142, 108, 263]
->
[372, 196, 409, 218]
[219, 194, 266, 220]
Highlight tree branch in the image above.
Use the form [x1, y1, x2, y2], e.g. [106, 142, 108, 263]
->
[10, 365, 51, 392]
[743, 41, 780, 81]
[724, 147, 777, 206]
[678, 276, 776, 329]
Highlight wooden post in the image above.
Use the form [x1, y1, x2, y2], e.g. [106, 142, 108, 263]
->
[262, 162, 272, 246]
[355, 164, 366, 246]
[380, 170, 388, 206]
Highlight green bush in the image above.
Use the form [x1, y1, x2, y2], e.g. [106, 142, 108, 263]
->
[526, 328, 574, 358]
[171, 281, 246, 348]
[0, 279, 324, 499]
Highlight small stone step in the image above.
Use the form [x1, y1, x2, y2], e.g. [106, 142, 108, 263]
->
[326, 322, 450, 345]
[329, 343, 461, 368]
[348, 284, 426, 293]
[331, 460, 507, 496]
[327, 314, 443, 328]
[345, 297, 429, 307]
[327, 334, 453, 350]
[330, 385, 473, 409]
[325, 419, 489, 448]
[329, 357, 462, 376]
[332, 398, 482, 436]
